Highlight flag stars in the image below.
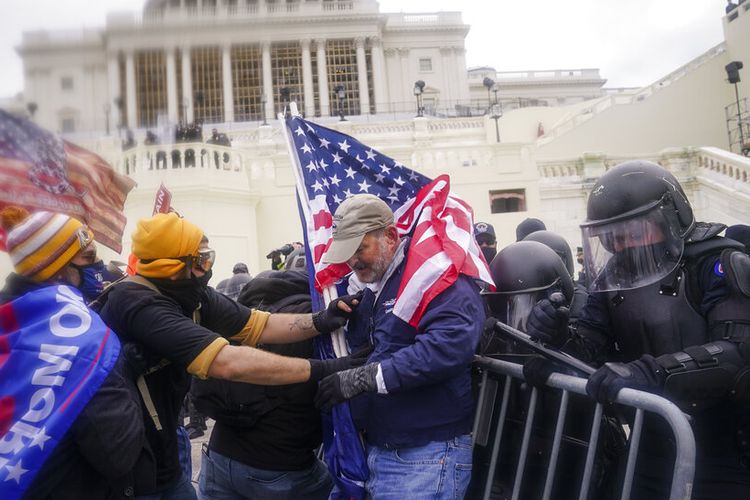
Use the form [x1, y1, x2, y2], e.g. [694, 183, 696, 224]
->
[333, 193, 343, 204]
[319, 137, 330, 149]
[366, 149, 377, 161]
[388, 186, 400, 197]
[329, 174, 341, 187]
[295, 126, 305, 136]
[358, 179, 372, 193]
[332, 152, 343, 164]
[306, 161, 317, 173]
[4, 460, 28, 484]
[338, 140, 351, 153]
[374, 173, 385, 183]
[394, 176, 405, 186]
[409, 171, 420, 182]
[344, 166, 356, 179]
[344, 188, 354, 198]
[379, 163, 391, 174]
[29, 427, 51, 450]
[305, 123, 315, 132]
[312, 180, 324, 192]
[301, 143, 312, 154]
[319, 159, 329, 170]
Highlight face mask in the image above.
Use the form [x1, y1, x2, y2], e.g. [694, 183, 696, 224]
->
[71, 260, 106, 303]
[192, 269, 213, 289]
[481, 246, 497, 264]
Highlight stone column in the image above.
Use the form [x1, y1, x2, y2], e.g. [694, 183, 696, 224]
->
[125, 50, 137, 129]
[354, 37, 370, 115]
[315, 38, 330, 116]
[222, 43, 234, 122]
[398, 48, 410, 114]
[181, 46, 194, 123]
[454, 47, 470, 102]
[369, 37, 388, 114]
[261, 41, 274, 120]
[107, 53, 121, 131]
[439, 46, 453, 105]
[301, 38, 315, 117]
[166, 47, 179, 123]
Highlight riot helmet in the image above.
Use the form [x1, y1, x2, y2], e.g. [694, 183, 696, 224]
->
[484, 241, 573, 333]
[522, 230, 575, 276]
[581, 160, 694, 292]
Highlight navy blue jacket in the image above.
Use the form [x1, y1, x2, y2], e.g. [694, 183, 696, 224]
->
[346, 255, 484, 448]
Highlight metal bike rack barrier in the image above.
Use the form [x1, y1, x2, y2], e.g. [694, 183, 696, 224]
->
[471, 356, 696, 500]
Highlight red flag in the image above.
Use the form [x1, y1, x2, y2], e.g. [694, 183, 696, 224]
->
[0, 110, 136, 253]
[0, 228, 6, 252]
[152, 183, 172, 215]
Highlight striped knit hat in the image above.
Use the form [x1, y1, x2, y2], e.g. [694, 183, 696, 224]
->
[0, 207, 93, 282]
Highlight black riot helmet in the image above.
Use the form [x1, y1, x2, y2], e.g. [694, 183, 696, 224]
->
[522, 230, 575, 276]
[485, 241, 573, 333]
[581, 160, 694, 292]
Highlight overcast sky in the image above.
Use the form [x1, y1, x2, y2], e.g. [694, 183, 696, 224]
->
[0, 0, 725, 97]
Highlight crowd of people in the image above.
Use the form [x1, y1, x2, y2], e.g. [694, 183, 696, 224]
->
[2, 159, 750, 499]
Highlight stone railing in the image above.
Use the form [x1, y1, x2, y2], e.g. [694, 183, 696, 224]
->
[695, 146, 750, 192]
[385, 11, 464, 27]
[113, 143, 246, 177]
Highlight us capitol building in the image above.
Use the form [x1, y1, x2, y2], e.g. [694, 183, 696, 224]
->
[4, 0, 750, 281]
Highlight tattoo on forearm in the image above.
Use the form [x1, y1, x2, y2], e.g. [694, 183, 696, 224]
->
[291, 314, 314, 336]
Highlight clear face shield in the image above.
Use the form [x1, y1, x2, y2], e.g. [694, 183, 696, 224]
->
[581, 203, 684, 293]
[484, 285, 558, 333]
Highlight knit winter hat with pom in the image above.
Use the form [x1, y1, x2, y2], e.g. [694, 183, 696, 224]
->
[0, 206, 93, 282]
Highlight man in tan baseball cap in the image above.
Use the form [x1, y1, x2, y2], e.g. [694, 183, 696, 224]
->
[323, 194, 398, 284]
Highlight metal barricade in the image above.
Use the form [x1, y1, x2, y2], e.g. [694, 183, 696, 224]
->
[470, 356, 696, 500]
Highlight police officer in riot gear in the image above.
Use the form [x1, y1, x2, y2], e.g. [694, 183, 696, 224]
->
[522, 229, 589, 325]
[475, 241, 622, 500]
[527, 160, 750, 499]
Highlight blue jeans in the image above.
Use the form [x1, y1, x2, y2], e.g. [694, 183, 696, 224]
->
[198, 448, 333, 500]
[365, 435, 473, 500]
[136, 472, 197, 500]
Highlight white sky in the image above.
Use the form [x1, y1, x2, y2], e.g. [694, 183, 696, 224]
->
[0, 0, 725, 97]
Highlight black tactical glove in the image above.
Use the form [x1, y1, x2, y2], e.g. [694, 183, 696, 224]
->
[523, 356, 562, 388]
[308, 344, 374, 382]
[315, 362, 379, 411]
[311, 291, 364, 334]
[586, 355, 666, 404]
[526, 293, 570, 346]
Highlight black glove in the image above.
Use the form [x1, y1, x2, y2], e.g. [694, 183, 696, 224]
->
[121, 342, 149, 381]
[315, 362, 379, 411]
[523, 356, 561, 388]
[308, 344, 374, 382]
[585, 355, 666, 404]
[526, 294, 570, 346]
[312, 291, 364, 334]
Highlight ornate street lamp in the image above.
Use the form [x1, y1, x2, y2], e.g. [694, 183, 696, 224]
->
[26, 102, 38, 120]
[413, 80, 425, 117]
[483, 77, 495, 111]
[490, 102, 503, 143]
[335, 85, 346, 121]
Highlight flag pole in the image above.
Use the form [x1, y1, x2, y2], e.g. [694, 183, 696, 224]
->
[279, 103, 347, 358]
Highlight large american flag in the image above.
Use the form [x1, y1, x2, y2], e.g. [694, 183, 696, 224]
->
[0, 110, 135, 253]
[285, 115, 494, 327]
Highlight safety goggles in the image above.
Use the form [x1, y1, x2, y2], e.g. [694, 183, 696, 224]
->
[192, 249, 216, 272]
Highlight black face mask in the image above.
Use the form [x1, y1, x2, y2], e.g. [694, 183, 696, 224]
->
[150, 269, 212, 314]
[481, 246, 497, 265]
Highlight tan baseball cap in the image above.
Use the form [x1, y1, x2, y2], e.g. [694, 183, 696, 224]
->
[322, 194, 395, 264]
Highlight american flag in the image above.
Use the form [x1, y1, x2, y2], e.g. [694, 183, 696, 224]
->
[285, 115, 494, 327]
[0, 110, 135, 253]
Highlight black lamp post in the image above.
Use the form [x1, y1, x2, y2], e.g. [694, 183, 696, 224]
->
[483, 77, 495, 112]
[335, 85, 346, 121]
[260, 93, 268, 125]
[726, 61, 746, 152]
[413, 80, 425, 117]
[280, 87, 291, 117]
[26, 102, 38, 120]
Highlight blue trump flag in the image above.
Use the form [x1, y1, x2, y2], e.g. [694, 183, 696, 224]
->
[0, 285, 120, 500]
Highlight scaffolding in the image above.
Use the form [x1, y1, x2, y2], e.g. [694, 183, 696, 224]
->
[725, 93, 750, 156]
